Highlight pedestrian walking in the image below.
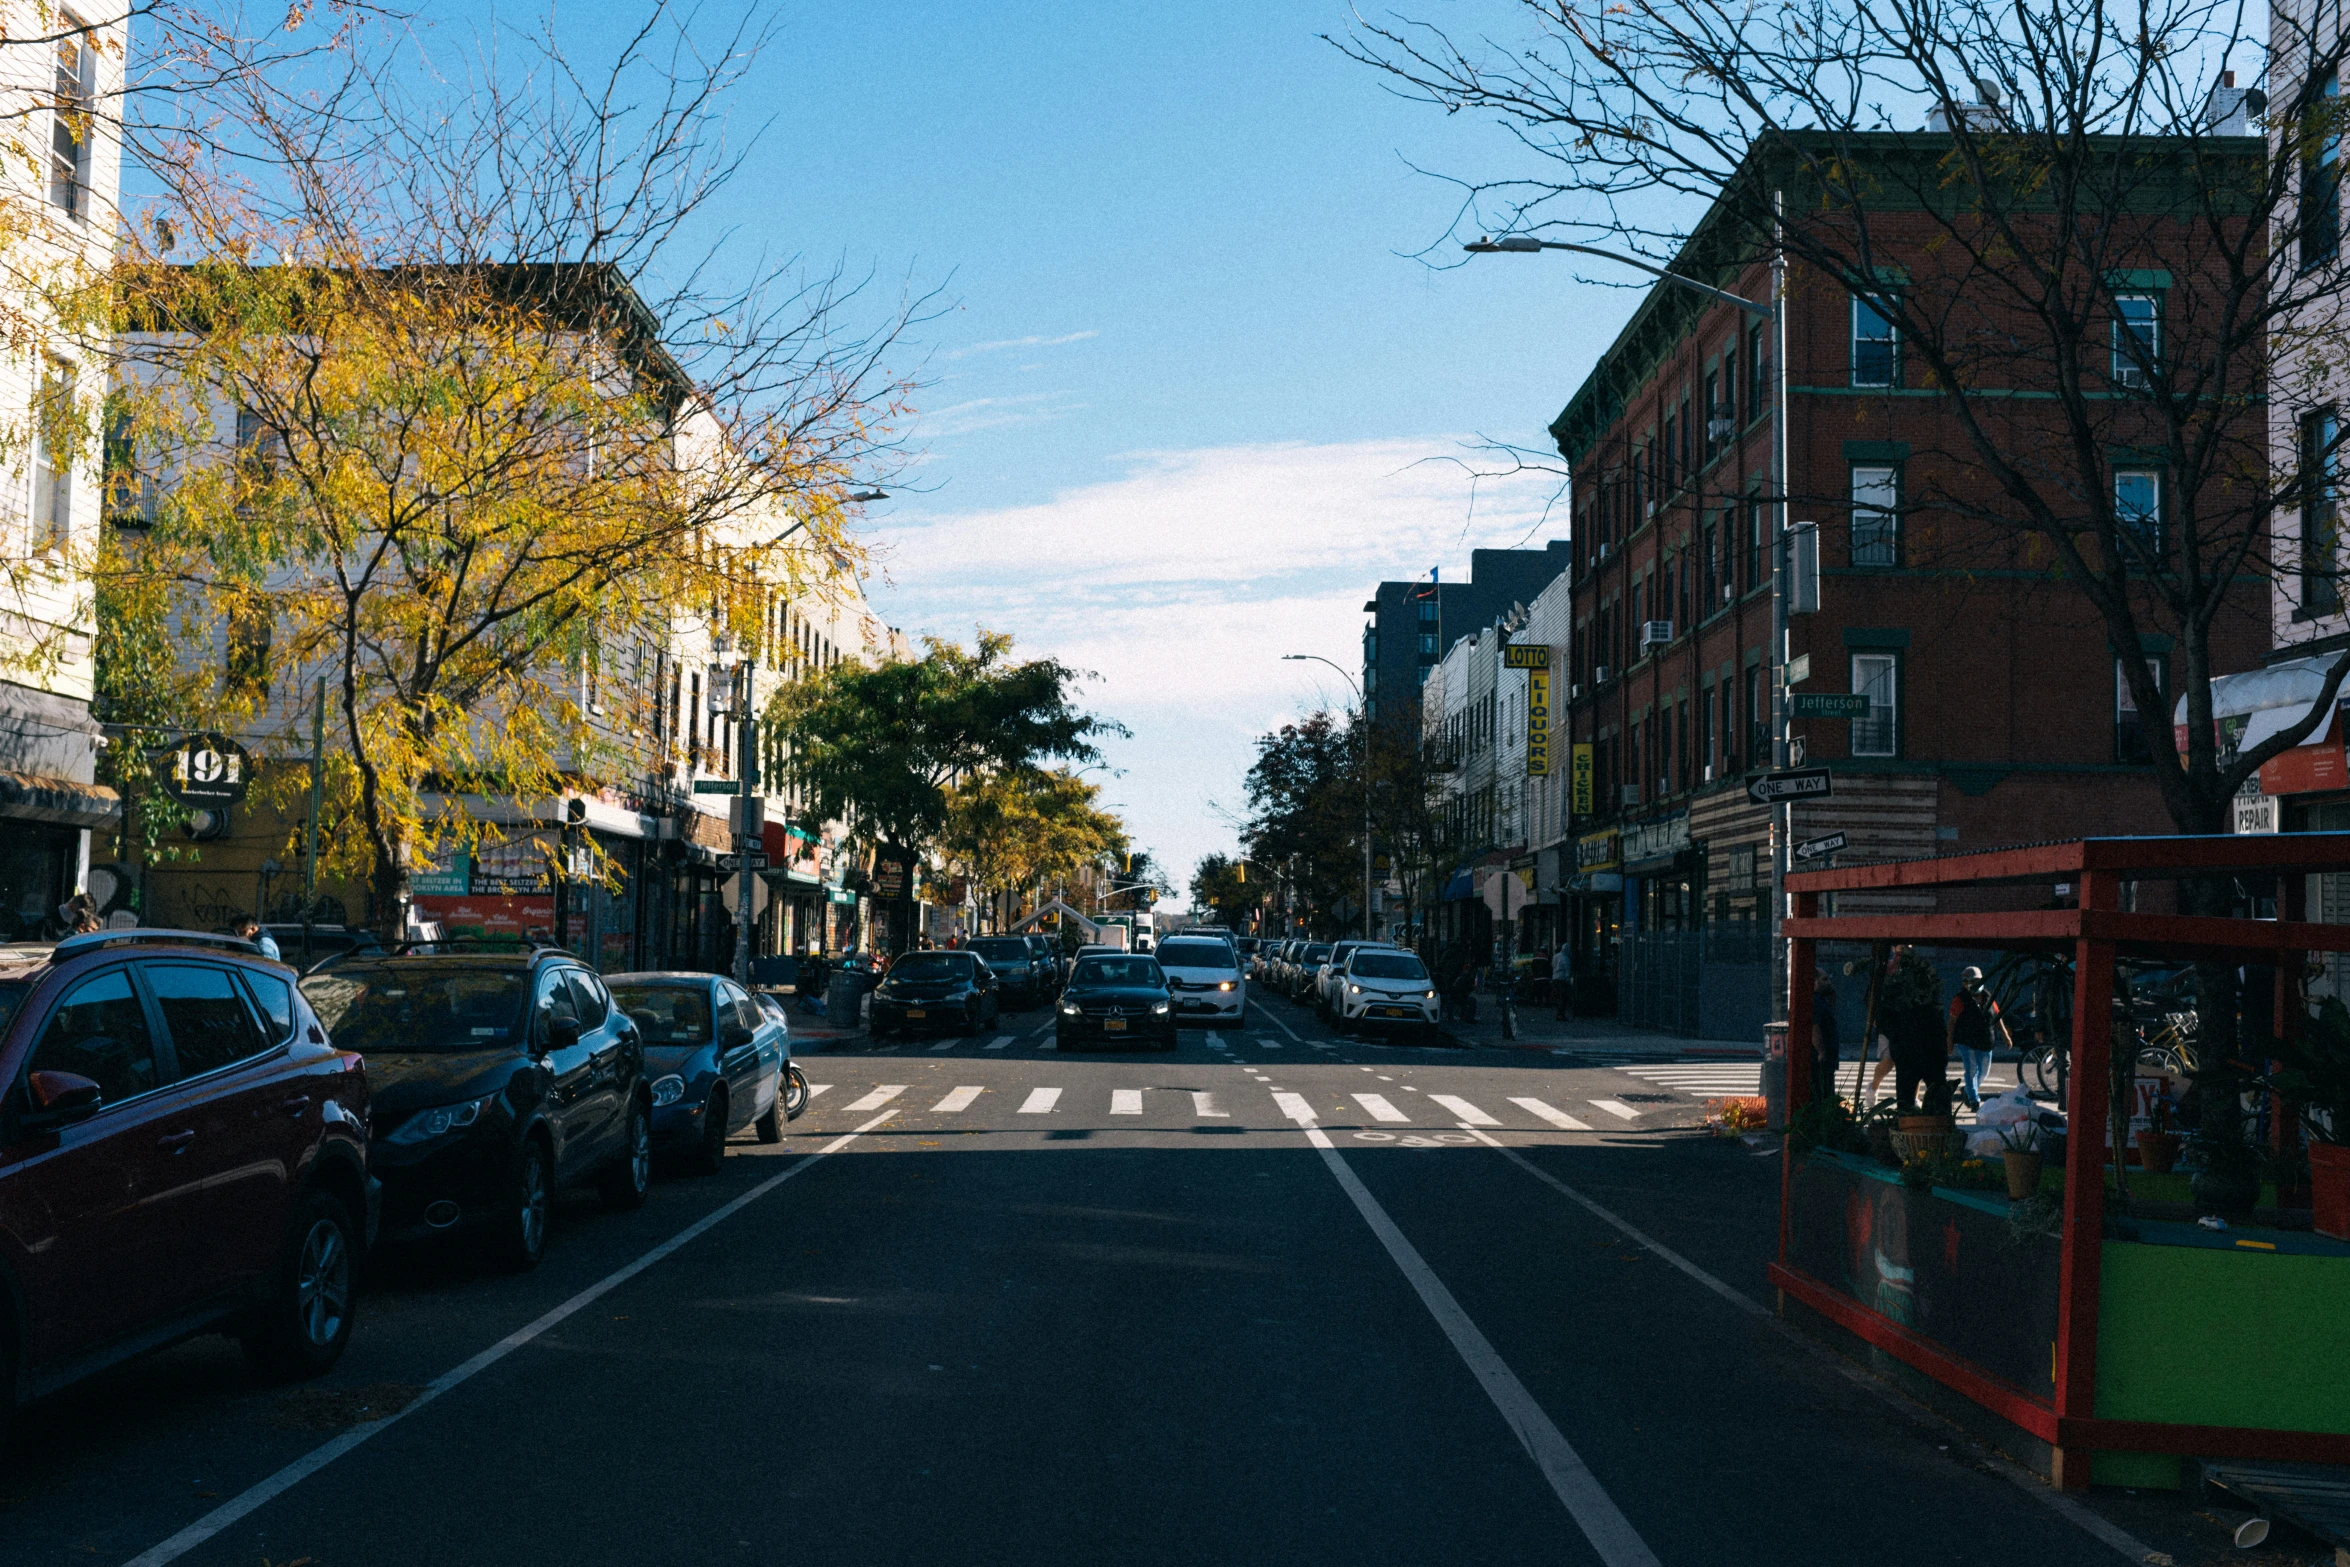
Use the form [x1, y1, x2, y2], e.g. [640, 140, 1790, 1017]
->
[1946, 965, 2010, 1111]
[1877, 944, 1949, 1115]
[1811, 969, 1841, 1103]
[1550, 942, 1573, 1020]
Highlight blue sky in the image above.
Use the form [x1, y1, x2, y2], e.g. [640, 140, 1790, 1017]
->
[570, 0, 1634, 901]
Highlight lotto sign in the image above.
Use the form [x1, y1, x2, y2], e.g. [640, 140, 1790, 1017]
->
[158, 732, 251, 807]
[1526, 667, 1551, 775]
[1503, 643, 1551, 669]
[1570, 743, 1594, 815]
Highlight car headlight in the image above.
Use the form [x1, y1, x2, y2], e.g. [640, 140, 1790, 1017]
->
[1349, 984, 1362, 995]
[1218, 980, 1234, 991]
[1151, 1001, 1170, 1015]
[1422, 989, 1437, 999]
[384, 1094, 495, 1145]
[1060, 1000, 1081, 1015]
[651, 1073, 686, 1107]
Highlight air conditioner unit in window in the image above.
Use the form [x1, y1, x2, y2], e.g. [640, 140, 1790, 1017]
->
[1639, 620, 1674, 650]
[1702, 764, 1714, 783]
[1596, 542, 1609, 562]
[1568, 683, 1583, 700]
[1722, 583, 1736, 603]
[1594, 664, 1611, 685]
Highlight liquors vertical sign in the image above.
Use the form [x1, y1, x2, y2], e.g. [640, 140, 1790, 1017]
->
[1505, 643, 1551, 776]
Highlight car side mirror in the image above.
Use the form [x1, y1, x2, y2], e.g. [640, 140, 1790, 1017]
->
[25, 1069, 103, 1124]
[723, 1022, 754, 1050]
[545, 1015, 581, 1052]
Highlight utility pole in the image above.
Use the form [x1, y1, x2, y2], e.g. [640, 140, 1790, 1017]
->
[302, 676, 325, 965]
[1767, 189, 1791, 1028]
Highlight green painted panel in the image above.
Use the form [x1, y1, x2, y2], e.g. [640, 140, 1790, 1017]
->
[2095, 1243, 2350, 1434]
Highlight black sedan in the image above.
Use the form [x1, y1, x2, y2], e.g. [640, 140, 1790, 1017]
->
[1055, 955, 1177, 1052]
[869, 951, 1002, 1038]
[299, 952, 651, 1272]
[965, 935, 1050, 1009]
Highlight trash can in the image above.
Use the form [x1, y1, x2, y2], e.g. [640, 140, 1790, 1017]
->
[827, 973, 865, 1029]
[1761, 1022, 1789, 1130]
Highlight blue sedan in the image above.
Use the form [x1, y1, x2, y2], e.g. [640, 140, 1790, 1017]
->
[607, 972, 789, 1174]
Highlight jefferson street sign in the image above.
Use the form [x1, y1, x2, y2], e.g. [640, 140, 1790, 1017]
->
[1790, 693, 1873, 719]
[1794, 831, 1849, 861]
[1747, 767, 1833, 806]
[692, 779, 741, 795]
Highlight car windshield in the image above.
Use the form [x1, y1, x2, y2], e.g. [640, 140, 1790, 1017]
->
[1155, 942, 1232, 970]
[890, 953, 968, 982]
[1304, 944, 1332, 963]
[1071, 957, 1163, 987]
[300, 965, 529, 1052]
[968, 941, 1030, 965]
[0, 978, 28, 1036]
[1351, 952, 1428, 982]
[609, 983, 715, 1046]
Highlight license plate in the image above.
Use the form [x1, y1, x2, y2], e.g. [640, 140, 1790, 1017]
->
[1104, 1019, 1126, 1032]
[906, 1009, 927, 1019]
[1378, 1007, 1408, 1017]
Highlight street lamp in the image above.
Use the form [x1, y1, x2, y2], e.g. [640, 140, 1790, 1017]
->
[1281, 653, 1373, 940]
[1464, 203, 1795, 1028]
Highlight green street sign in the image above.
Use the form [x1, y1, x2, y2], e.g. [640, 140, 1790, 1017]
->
[1790, 693, 1873, 720]
[692, 779, 741, 795]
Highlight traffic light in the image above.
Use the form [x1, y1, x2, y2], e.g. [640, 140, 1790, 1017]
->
[1235, 863, 1245, 883]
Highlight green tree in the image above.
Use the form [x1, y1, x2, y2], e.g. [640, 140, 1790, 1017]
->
[1241, 710, 1362, 938]
[767, 630, 1121, 953]
[1189, 852, 1267, 929]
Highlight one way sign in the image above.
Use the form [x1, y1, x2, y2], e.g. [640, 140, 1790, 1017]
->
[1794, 831, 1848, 861]
[1747, 767, 1833, 806]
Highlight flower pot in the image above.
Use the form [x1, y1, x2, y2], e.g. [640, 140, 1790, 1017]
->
[2003, 1150, 2044, 1202]
[1898, 1114, 1954, 1134]
[2313, 1141, 2350, 1242]
[2135, 1129, 2182, 1175]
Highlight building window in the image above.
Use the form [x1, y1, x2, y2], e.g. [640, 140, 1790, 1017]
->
[2111, 294, 2160, 389]
[1702, 369, 1720, 461]
[1851, 295, 1898, 388]
[1747, 320, 1769, 419]
[30, 364, 73, 551]
[1850, 464, 1899, 567]
[2304, 76, 2343, 272]
[1745, 664, 1764, 765]
[49, 24, 94, 219]
[1719, 682, 1735, 771]
[2114, 468, 2164, 563]
[1851, 653, 1899, 757]
[2116, 657, 2165, 765]
[1747, 495, 1765, 591]
[2304, 409, 2341, 615]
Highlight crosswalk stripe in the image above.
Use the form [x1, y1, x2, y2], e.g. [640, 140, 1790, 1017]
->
[844, 1085, 905, 1112]
[1191, 1092, 1228, 1118]
[1111, 1089, 1144, 1115]
[932, 1086, 983, 1113]
[805, 1083, 831, 1098]
[928, 1041, 956, 1052]
[1353, 1093, 1411, 1123]
[1018, 1087, 1061, 1114]
[984, 1035, 1013, 1050]
[1428, 1094, 1499, 1127]
[1510, 1097, 1594, 1131]
[1273, 1092, 1316, 1125]
[1590, 1099, 1641, 1121]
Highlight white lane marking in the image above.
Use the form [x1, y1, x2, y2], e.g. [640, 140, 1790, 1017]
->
[1510, 1097, 1594, 1132]
[1353, 1093, 1411, 1123]
[1290, 1121, 1661, 1565]
[928, 1041, 957, 1052]
[1018, 1087, 1062, 1114]
[984, 1035, 1013, 1050]
[1463, 1130, 2159, 1566]
[1250, 1001, 1305, 1041]
[1191, 1092, 1228, 1118]
[120, 1110, 901, 1567]
[1028, 1018, 1056, 1039]
[1111, 1089, 1144, 1115]
[844, 1085, 906, 1112]
[932, 1086, 984, 1113]
[1258, 1040, 1283, 1051]
[1428, 1094, 1500, 1127]
[805, 1084, 832, 1098]
[1273, 1092, 1318, 1125]
[1589, 1100, 1642, 1121]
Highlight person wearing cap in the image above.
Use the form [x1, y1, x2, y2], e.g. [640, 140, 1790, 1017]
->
[1946, 965, 2010, 1111]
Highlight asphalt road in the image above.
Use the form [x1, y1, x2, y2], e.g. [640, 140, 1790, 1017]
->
[0, 994, 2220, 1565]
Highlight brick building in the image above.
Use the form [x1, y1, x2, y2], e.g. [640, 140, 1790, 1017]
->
[1546, 136, 2270, 1033]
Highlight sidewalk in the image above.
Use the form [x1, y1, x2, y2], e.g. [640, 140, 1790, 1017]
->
[1437, 1007, 1762, 1057]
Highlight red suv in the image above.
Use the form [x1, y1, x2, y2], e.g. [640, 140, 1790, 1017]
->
[0, 930, 371, 1448]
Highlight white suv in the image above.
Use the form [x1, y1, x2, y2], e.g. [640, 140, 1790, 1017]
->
[1333, 947, 1439, 1036]
[1153, 936, 1246, 1027]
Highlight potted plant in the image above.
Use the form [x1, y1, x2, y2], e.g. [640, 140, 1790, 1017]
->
[2135, 1095, 2183, 1176]
[1997, 1121, 2045, 1202]
[2275, 997, 2350, 1241]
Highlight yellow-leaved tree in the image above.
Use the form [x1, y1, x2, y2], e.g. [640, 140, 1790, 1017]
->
[942, 766, 1130, 932]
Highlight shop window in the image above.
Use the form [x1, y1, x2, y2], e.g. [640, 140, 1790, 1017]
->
[2116, 656, 2165, 765]
[1851, 652, 1900, 757]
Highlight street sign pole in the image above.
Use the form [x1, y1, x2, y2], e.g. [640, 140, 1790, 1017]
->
[1769, 188, 1791, 1028]
[734, 657, 760, 990]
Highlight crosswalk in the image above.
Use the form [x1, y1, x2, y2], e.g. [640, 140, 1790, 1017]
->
[1609, 1060, 2017, 1106]
[797, 1082, 1626, 1134]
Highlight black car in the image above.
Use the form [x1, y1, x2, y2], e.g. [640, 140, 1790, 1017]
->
[1025, 934, 1064, 996]
[868, 951, 1002, 1038]
[1055, 954, 1176, 1052]
[298, 952, 650, 1271]
[965, 936, 1048, 1008]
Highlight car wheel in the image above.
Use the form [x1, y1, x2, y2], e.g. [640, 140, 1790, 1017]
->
[241, 1189, 358, 1380]
[782, 1062, 809, 1121]
[602, 1100, 653, 1208]
[692, 1089, 729, 1175]
[755, 1073, 787, 1142]
[490, 1138, 552, 1272]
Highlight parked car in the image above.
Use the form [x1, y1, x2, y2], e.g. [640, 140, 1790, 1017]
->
[299, 948, 649, 1272]
[965, 936, 1051, 1009]
[1288, 943, 1333, 1001]
[1056, 954, 1176, 1051]
[753, 992, 810, 1119]
[1153, 935, 1247, 1027]
[0, 929, 372, 1445]
[607, 973, 789, 1172]
[868, 950, 1001, 1038]
[1331, 947, 1440, 1037]
[262, 924, 386, 972]
[1316, 940, 1399, 1020]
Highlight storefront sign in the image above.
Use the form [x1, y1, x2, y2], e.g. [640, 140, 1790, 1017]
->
[826, 886, 859, 906]
[1526, 666, 1551, 776]
[1575, 829, 1619, 872]
[1570, 744, 1594, 815]
[1621, 812, 1692, 871]
[2259, 734, 2349, 796]
[1502, 643, 1551, 669]
[409, 893, 556, 942]
[2234, 789, 2280, 835]
[157, 732, 251, 807]
[410, 846, 471, 896]
[874, 859, 907, 898]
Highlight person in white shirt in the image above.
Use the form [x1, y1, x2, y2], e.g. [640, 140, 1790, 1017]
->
[1550, 944, 1573, 1019]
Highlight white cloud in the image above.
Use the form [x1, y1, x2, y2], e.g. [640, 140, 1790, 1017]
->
[939, 329, 1100, 361]
[862, 438, 1569, 905]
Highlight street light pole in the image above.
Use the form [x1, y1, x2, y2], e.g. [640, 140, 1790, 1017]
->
[1281, 653, 1372, 939]
[1465, 207, 1791, 1026]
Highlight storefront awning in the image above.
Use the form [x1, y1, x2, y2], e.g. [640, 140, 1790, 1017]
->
[0, 769, 120, 828]
[1441, 869, 1475, 901]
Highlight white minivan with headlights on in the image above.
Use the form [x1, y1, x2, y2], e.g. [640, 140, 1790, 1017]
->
[1153, 936, 1246, 1027]
[1334, 947, 1440, 1037]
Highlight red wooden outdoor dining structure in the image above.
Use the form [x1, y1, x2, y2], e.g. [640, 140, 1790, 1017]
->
[1778, 834, 2350, 1490]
